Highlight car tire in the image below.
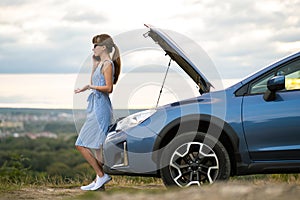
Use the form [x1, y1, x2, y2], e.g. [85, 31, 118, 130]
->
[160, 132, 231, 187]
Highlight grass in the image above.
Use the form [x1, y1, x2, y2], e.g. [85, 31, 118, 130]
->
[1, 173, 300, 199]
[109, 176, 163, 186]
[1, 173, 300, 190]
[1, 174, 300, 200]
[67, 176, 166, 200]
[70, 174, 300, 200]
[0, 174, 163, 192]
[230, 174, 300, 185]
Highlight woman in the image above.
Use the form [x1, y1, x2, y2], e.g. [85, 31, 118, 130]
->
[74, 34, 121, 191]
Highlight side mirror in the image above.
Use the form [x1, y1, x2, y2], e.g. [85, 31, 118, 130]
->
[263, 75, 285, 101]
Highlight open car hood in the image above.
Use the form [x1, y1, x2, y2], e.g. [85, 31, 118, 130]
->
[144, 24, 213, 94]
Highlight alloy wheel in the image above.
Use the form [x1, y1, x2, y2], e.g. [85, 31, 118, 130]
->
[169, 142, 219, 187]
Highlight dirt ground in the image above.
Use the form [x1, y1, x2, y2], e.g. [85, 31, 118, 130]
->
[1, 182, 300, 200]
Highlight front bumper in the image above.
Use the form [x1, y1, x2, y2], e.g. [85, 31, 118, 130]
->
[103, 124, 160, 176]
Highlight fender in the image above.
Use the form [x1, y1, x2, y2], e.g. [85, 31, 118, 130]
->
[152, 114, 241, 169]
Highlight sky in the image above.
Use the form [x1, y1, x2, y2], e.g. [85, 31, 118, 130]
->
[0, 0, 300, 109]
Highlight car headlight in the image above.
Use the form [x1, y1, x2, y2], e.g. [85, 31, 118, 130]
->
[116, 109, 156, 131]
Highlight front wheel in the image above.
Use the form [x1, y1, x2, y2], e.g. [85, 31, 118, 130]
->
[160, 132, 231, 187]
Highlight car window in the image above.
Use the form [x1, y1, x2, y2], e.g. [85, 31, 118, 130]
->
[249, 59, 300, 94]
[278, 60, 300, 91]
[249, 73, 274, 94]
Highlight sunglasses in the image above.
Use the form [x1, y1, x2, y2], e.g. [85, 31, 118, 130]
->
[93, 43, 104, 48]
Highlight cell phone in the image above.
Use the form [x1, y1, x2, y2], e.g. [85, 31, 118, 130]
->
[93, 55, 100, 61]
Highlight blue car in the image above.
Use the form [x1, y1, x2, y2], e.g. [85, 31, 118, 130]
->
[103, 25, 300, 187]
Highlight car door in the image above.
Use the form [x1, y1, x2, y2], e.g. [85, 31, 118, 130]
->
[242, 59, 300, 161]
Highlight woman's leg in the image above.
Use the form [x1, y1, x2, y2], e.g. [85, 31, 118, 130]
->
[95, 147, 104, 167]
[76, 145, 104, 177]
[76, 145, 111, 190]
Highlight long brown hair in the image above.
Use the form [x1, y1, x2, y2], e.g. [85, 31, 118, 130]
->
[92, 34, 121, 84]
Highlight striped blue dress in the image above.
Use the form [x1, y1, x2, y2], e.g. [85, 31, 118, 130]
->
[75, 60, 114, 149]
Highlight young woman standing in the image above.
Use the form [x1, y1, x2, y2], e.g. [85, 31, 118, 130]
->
[74, 34, 121, 191]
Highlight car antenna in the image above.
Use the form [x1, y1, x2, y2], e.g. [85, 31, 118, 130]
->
[156, 58, 172, 108]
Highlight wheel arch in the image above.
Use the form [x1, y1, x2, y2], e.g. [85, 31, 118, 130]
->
[152, 114, 241, 176]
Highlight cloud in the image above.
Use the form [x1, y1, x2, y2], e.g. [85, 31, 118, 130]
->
[167, 0, 300, 78]
[2, 0, 300, 109]
[0, 0, 32, 6]
[0, 0, 100, 73]
[63, 10, 108, 24]
[272, 29, 300, 43]
[0, 0, 299, 79]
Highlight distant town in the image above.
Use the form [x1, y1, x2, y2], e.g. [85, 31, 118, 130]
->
[0, 108, 140, 140]
[0, 108, 79, 139]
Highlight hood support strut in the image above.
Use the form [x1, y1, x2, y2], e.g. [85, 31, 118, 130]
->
[156, 58, 172, 108]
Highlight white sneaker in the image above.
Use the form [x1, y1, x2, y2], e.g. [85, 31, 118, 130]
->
[80, 181, 95, 191]
[90, 174, 112, 191]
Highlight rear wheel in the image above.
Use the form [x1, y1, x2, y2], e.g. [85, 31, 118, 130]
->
[160, 132, 231, 187]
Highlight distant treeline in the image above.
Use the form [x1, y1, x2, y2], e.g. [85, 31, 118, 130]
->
[0, 121, 77, 134]
[0, 108, 152, 187]
[0, 135, 94, 184]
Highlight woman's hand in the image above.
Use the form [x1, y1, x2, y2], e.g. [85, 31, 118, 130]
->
[74, 85, 90, 94]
